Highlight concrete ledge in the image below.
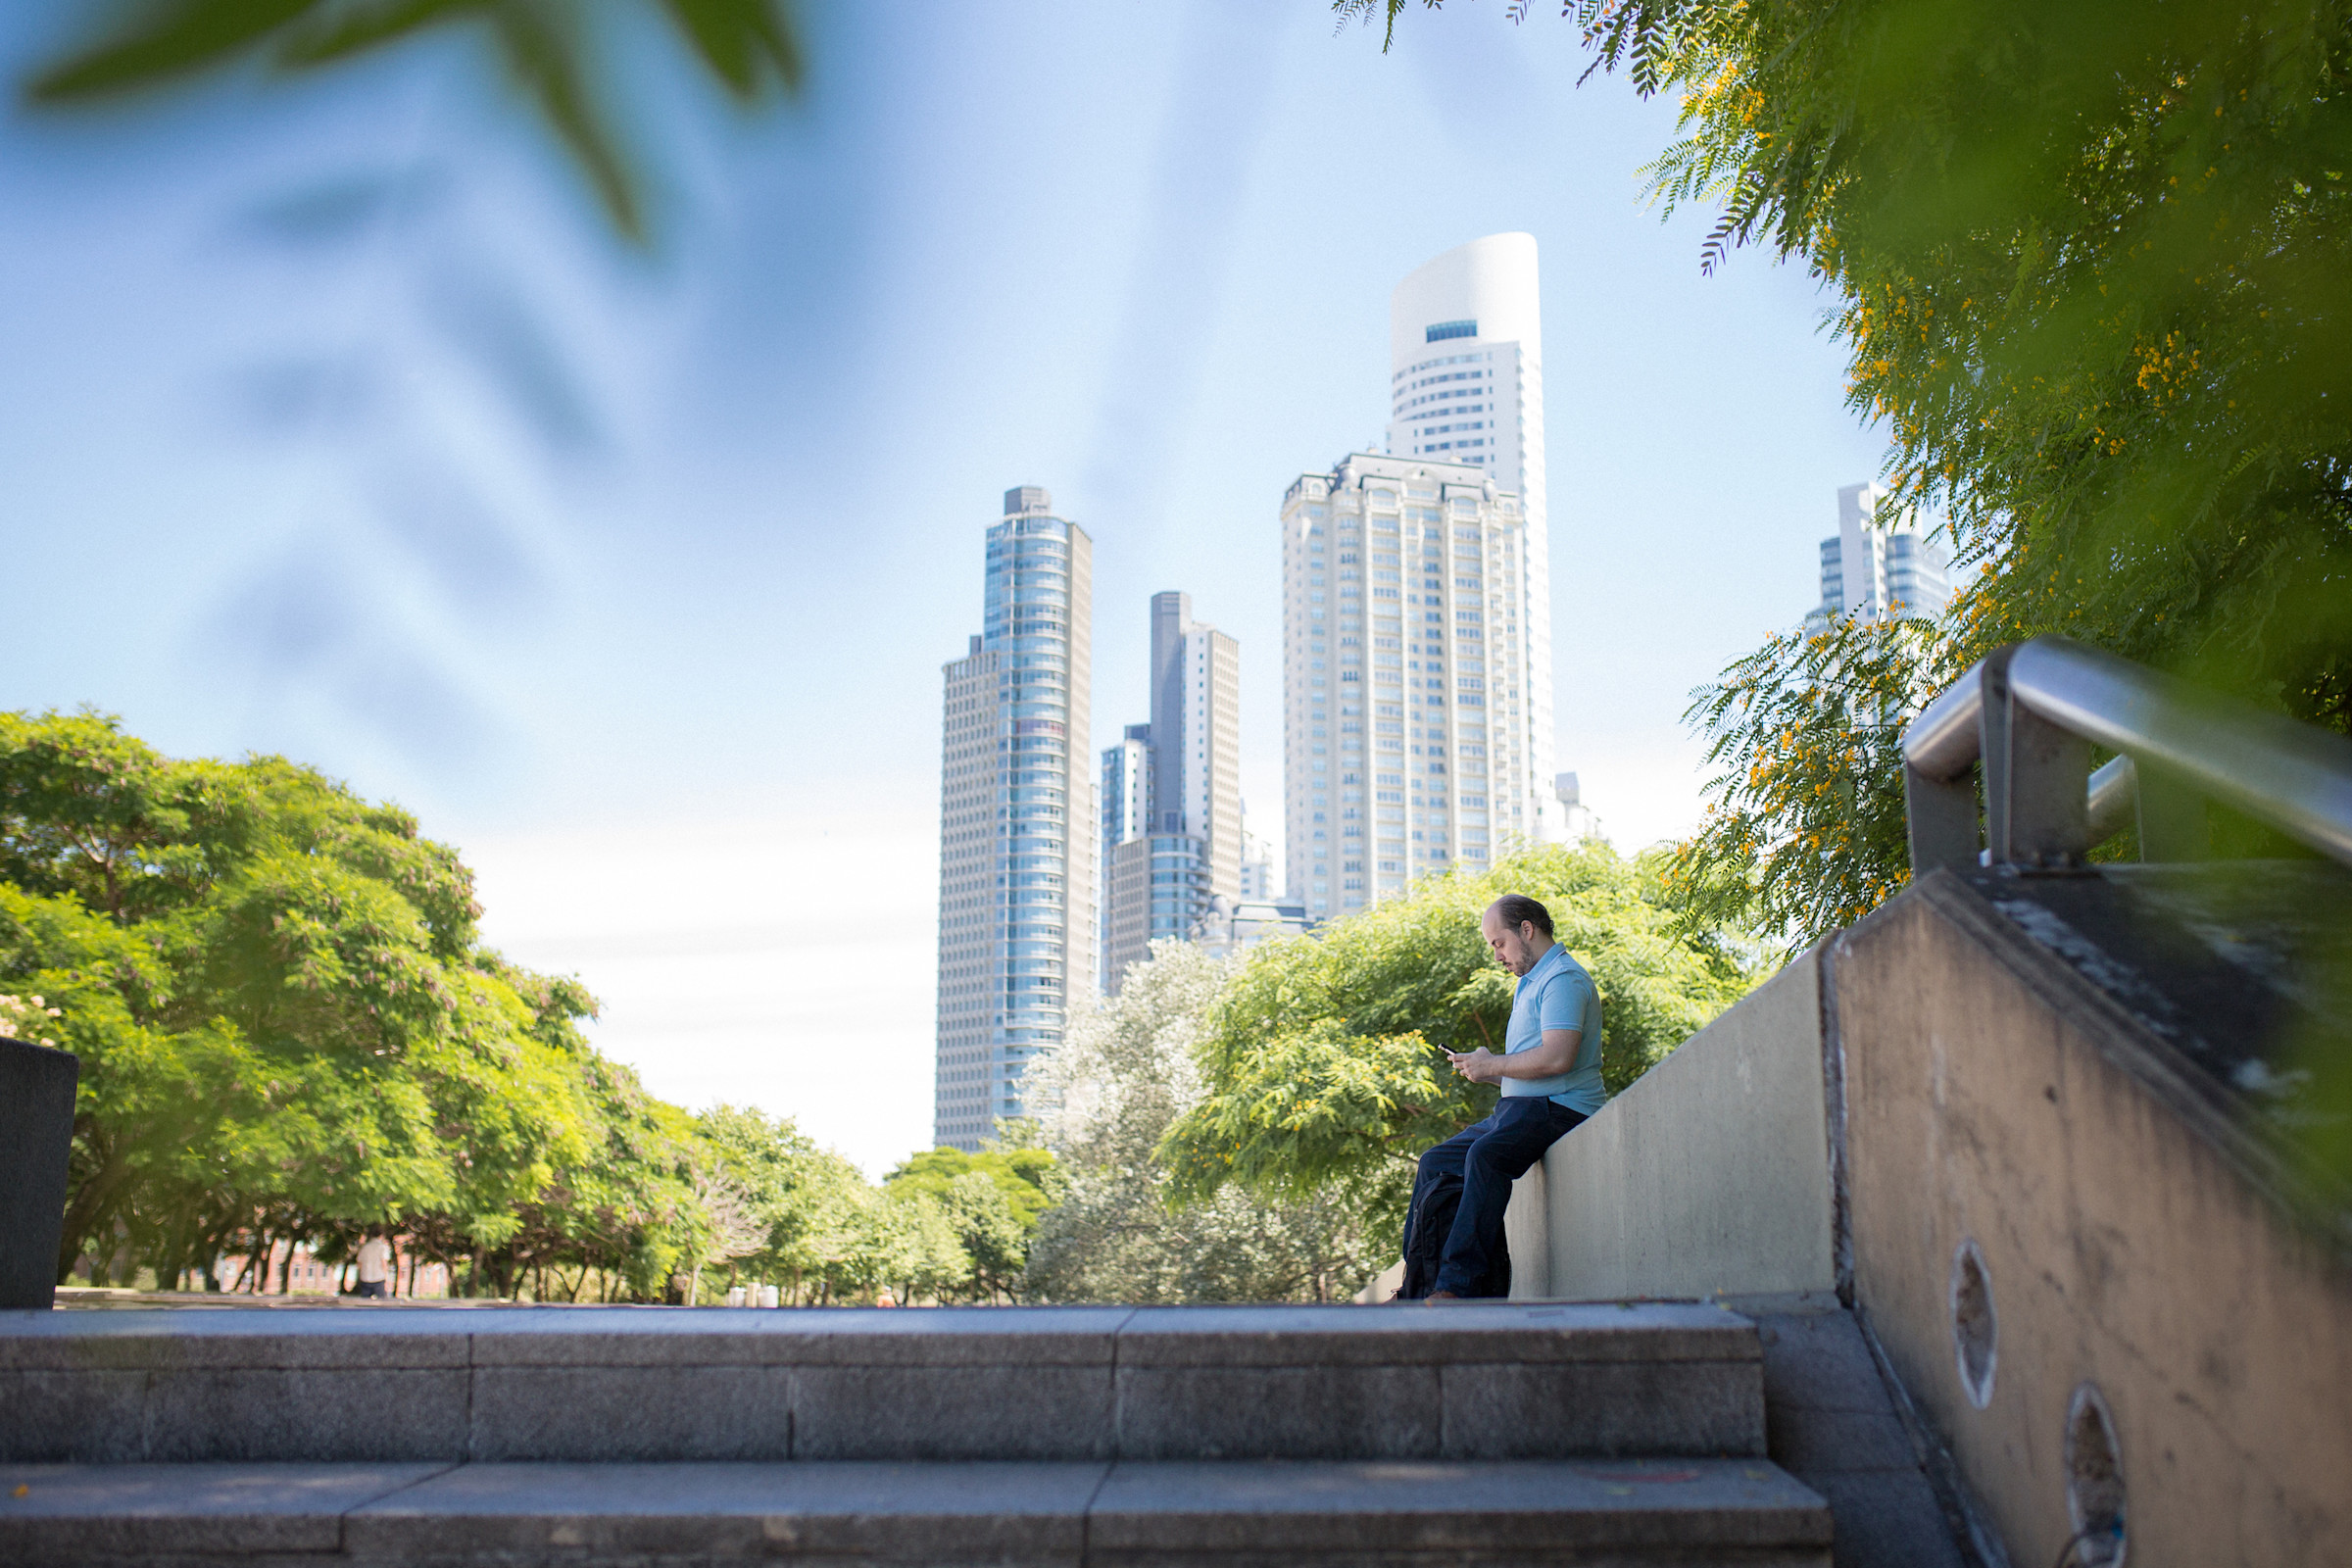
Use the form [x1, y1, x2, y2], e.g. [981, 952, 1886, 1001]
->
[1508, 947, 1838, 1302]
[0, 1303, 1767, 1465]
[0, 1459, 1833, 1566]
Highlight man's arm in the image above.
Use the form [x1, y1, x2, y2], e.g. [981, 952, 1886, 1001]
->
[1446, 1028, 1580, 1084]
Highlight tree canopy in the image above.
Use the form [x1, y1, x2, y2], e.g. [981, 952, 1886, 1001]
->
[1025, 941, 1389, 1304]
[4, 709, 1055, 1302]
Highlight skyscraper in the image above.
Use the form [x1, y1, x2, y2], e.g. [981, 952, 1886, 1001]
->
[1281, 453, 1536, 918]
[1804, 481, 1953, 633]
[1385, 233, 1563, 850]
[934, 486, 1096, 1152]
[1099, 592, 1242, 992]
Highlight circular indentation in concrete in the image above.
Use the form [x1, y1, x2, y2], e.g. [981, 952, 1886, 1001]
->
[1949, 1237, 1997, 1409]
[2065, 1382, 2128, 1567]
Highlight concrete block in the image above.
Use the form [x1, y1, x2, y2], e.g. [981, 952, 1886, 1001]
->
[0, 1040, 75, 1312]
[466, 1365, 792, 1461]
[0, 1461, 443, 1562]
[1085, 1457, 1833, 1560]
[141, 1368, 468, 1462]
[1114, 1366, 1440, 1460]
[343, 1460, 1102, 1563]
[791, 1365, 1115, 1460]
[1440, 1361, 1767, 1459]
[1531, 947, 1837, 1302]
[0, 1370, 147, 1461]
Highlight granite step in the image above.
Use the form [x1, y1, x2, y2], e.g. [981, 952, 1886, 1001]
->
[0, 1457, 1835, 1566]
[2, 1301, 1765, 1465]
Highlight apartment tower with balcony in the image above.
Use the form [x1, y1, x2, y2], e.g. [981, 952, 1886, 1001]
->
[1385, 233, 1563, 852]
[1281, 454, 1534, 918]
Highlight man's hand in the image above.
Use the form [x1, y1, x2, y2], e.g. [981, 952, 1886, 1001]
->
[1445, 1047, 1504, 1084]
[1446, 1029, 1582, 1085]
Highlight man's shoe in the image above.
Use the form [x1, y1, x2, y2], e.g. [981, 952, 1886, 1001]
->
[1424, 1290, 1461, 1303]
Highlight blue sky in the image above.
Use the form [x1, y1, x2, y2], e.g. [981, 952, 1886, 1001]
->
[0, 2, 1886, 1173]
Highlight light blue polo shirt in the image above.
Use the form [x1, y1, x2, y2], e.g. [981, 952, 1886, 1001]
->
[1501, 942, 1605, 1115]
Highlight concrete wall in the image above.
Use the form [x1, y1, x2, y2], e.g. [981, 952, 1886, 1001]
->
[1506, 948, 1838, 1301]
[1838, 872, 2352, 1568]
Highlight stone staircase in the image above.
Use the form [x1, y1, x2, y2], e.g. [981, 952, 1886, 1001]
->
[1, 1300, 1834, 1565]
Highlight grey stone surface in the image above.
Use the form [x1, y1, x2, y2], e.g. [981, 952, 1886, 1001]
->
[1767, 1409, 1919, 1477]
[466, 1366, 792, 1461]
[1812, 1469, 1969, 1568]
[1086, 1457, 1834, 1552]
[0, 1311, 471, 1371]
[0, 1370, 148, 1461]
[142, 1369, 469, 1462]
[0, 1457, 1840, 1566]
[345, 1460, 1103, 1563]
[463, 1304, 1134, 1368]
[3, 1298, 1775, 1469]
[1744, 1306, 1972, 1568]
[791, 1365, 1116, 1460]
[1439, 1360, 1768, 1459]
[1115, 1366, 1440, 1460]
[1115, 1301, 1757, 1366]
[0, 1461, 445, 1561]
[1751, 1311, 1903, 1414]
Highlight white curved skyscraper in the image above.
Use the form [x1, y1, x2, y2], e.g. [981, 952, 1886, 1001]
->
[1384, 234, 1561, 848]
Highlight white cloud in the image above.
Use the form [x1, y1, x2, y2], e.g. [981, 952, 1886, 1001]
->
[466, 800, 939, 1180]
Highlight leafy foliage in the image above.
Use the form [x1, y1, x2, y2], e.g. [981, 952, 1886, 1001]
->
[1025, 942, 1389, 1304]
[1158, 843, 1755, 1237]
[22, 0, 805, 241]
[1351, 0, 2352, 954]
[886, 1142, 1062, 1302]
[1669, 617, 1957, 958]
[3, 710, 1053, 1303]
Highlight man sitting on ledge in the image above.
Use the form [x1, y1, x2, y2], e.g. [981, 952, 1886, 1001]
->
[1406, 893, 1604, 1301]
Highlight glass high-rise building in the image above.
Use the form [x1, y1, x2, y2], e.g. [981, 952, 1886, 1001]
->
[1385, 233, 1563, 851]
[1281, 453, 1536, 917]
[934, 486, 1096, 1152]
[1805, 481, 1953, 633]
[1099, 591, 1241, 993]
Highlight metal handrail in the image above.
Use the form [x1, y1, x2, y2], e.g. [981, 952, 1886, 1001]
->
[1898, 635, 2352, 873]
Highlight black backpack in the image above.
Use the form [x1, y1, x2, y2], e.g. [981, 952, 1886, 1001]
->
[1397, 1168, 1510, 1299]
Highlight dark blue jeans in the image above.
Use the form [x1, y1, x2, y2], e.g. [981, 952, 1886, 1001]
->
[1412, 1097, 1586, 1297]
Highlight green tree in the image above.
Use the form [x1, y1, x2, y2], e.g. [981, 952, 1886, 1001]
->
[698, 1102, 877, 1302]
[1350, 0, 2352, 931]
[0, 709, 725, 1298]
[1158, 844, 1754, 1239]
[1028, 941, 1403, 1304]
[23, 0, 806, 242]
[1670, 617, 1954, 959]
[884, 1139, 1060, 1300]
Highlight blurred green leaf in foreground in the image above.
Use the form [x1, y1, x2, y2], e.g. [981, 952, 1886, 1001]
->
[23, 0, 806, 242]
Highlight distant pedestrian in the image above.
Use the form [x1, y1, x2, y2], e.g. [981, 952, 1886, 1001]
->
[352, 1235, 391, 1298]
